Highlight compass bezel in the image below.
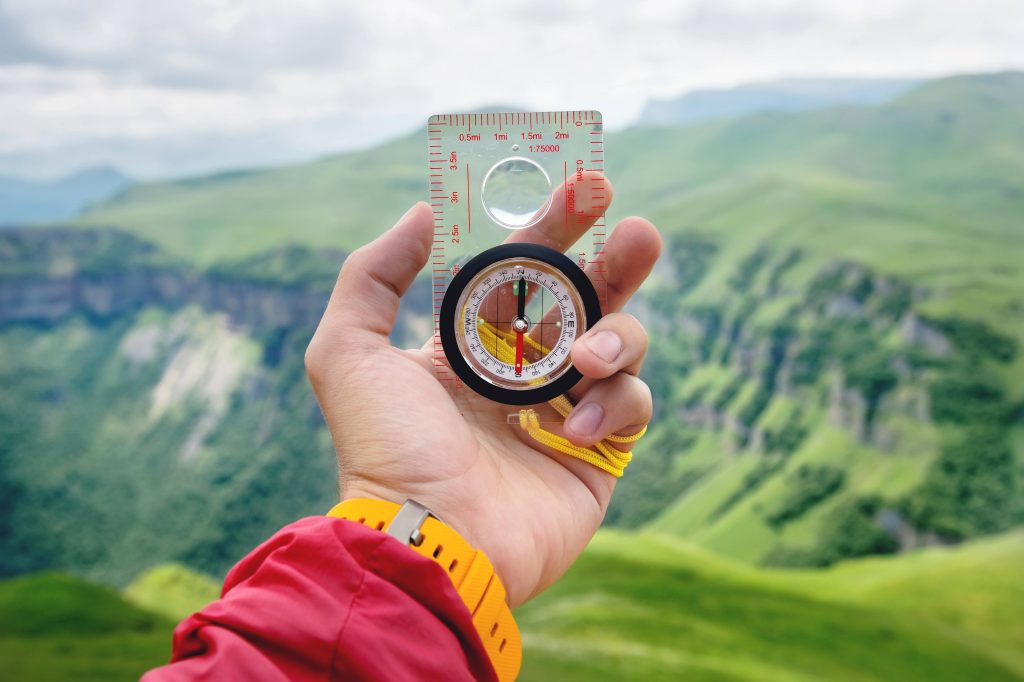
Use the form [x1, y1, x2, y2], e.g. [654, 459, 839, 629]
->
[439, 243, 602, 405]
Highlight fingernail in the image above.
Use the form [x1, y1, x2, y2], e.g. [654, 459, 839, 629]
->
[566, 403, 604, 437]
[584, 331, 622, 363]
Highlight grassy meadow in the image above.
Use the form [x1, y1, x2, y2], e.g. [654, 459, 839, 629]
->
[1, 531, 1021, 681]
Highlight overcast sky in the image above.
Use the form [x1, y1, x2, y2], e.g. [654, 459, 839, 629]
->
[1, 0, 1022, 179]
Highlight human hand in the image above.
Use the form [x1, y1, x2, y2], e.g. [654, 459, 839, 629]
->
[305, 174, 661, 607]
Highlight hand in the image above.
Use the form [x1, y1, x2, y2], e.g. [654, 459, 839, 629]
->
[305, 174, 661, 607]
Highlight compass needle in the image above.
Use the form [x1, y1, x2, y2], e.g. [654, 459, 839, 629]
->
[517, 274, 526, 320]
[514, 273, 527, 376]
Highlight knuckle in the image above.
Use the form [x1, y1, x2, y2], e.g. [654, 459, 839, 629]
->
[339, 247, 367, 279]
[631, 377, 654, 423]
[305, 332, 333, 385]
[304, 336, 322, 381]
[624, 313, 648, 346]
[604, 312, 646, 341]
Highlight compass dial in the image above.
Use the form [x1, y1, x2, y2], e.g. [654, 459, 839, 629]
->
[439, 244, 601, 405]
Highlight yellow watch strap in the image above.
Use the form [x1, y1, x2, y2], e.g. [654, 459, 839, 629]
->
[327, 498, 522, 681]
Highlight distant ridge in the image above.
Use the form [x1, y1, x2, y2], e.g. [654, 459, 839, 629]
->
[0, 166, 130, 225]
[639, 76, 922, 126]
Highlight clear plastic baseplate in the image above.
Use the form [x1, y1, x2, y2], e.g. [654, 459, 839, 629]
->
[427, 110, 607, 406]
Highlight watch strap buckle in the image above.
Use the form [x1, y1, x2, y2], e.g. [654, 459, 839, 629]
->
[386, 499, 440, 547]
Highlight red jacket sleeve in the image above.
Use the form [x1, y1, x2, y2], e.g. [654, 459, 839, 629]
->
[142, 516, 499, 681]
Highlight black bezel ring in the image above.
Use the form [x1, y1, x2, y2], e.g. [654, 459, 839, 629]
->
[439, 243, 602, 406]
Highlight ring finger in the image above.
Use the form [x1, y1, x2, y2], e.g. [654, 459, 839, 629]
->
[563, 373, 653, 448]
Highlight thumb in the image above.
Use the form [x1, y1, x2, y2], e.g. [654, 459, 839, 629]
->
[321, 202, 434, 346]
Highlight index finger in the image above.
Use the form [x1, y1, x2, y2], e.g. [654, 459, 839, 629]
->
[504, 170, 612, 252]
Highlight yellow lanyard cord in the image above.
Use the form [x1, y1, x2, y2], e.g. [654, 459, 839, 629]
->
[476, 321, 647, 478]
[481, 318, 550, 356]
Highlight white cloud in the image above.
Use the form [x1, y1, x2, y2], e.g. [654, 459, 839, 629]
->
[0, 0, 1022, 178]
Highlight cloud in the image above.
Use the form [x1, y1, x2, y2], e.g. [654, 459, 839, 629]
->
[681, 1, 829, 39]
[0, 3, 52, 63]
[0, 0, 1022, 179]
[1, 0, 368, 89]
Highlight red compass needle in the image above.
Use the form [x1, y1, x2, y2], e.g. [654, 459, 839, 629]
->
[514, 275, 527, 377]
[514, 329, 525, 377]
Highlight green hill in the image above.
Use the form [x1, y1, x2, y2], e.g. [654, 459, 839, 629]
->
[0, 572, 172, 682]
[79, 73, 1024, 335]
[75, 72, 1024, 377]
[518, 530, 1024, 681]
[2, 532, 1020, 681]
[613, 71, 1024, 333]
[124, 563, 221, 622]
[78, 135, 422, 265]
[777, 531, 1024, 674]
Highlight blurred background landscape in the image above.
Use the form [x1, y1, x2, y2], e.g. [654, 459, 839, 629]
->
[1, 1, 1023, 680]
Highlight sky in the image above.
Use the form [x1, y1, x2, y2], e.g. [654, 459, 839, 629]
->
[1, 0, 1022, 180]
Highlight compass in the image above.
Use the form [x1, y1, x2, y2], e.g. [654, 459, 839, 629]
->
[428, 110, 607, 405]
[439, 243, 602, 405]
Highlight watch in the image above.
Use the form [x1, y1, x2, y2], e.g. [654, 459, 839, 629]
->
[327, 498, 522, 681]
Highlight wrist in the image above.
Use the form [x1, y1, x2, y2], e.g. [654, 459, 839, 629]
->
[339, 483, 507, 589]
[328, 496, 522, 681]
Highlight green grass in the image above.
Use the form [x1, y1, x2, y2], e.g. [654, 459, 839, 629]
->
[774, 531, 1024, 675]
[519, 530, 1024, 681]
[78, 135, 423, 265]
[2, 531, 1021, 681]
[0, 572, 167, 636]
[0, 634, 171, 682]
[651, 450, 759, 538]
[0, 573, 173, 682]
[676, 364, 734, 403]
[654, 421, 942, 565]
[124, 563, 221, 622]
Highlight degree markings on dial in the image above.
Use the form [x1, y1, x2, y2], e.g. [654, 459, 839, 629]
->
[461, 264, 577, 382]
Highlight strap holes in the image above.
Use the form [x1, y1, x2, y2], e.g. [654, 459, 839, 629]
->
[433, 545, 444, 558]
[499, 639, 507, 653]
[448, 558, 458, 572]
[375, 521, 385, 531]
[490, 623, 498, 637]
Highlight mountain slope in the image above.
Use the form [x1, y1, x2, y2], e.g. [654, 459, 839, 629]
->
[518, 530, 1024, 681]
[779, 531, 1024, 674]
[0, 572, 172, 682]
[0, 166, 130, 225]
[6, 71, 1019, 576]
[78, 136, 421, 265]
[77, 73, 1024, 338]
[124, 564, 221, 622]
[638, 77, 920, 126]
[0, 301, 340, 584]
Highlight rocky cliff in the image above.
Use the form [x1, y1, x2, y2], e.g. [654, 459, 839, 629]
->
[0, 220, 1020, 581]
[0, 227, 330, 330]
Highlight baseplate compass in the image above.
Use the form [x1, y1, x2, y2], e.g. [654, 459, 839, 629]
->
[428, 111, 608, 404]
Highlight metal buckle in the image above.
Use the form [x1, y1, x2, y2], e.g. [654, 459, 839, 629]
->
[387, 499, 441, 547]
